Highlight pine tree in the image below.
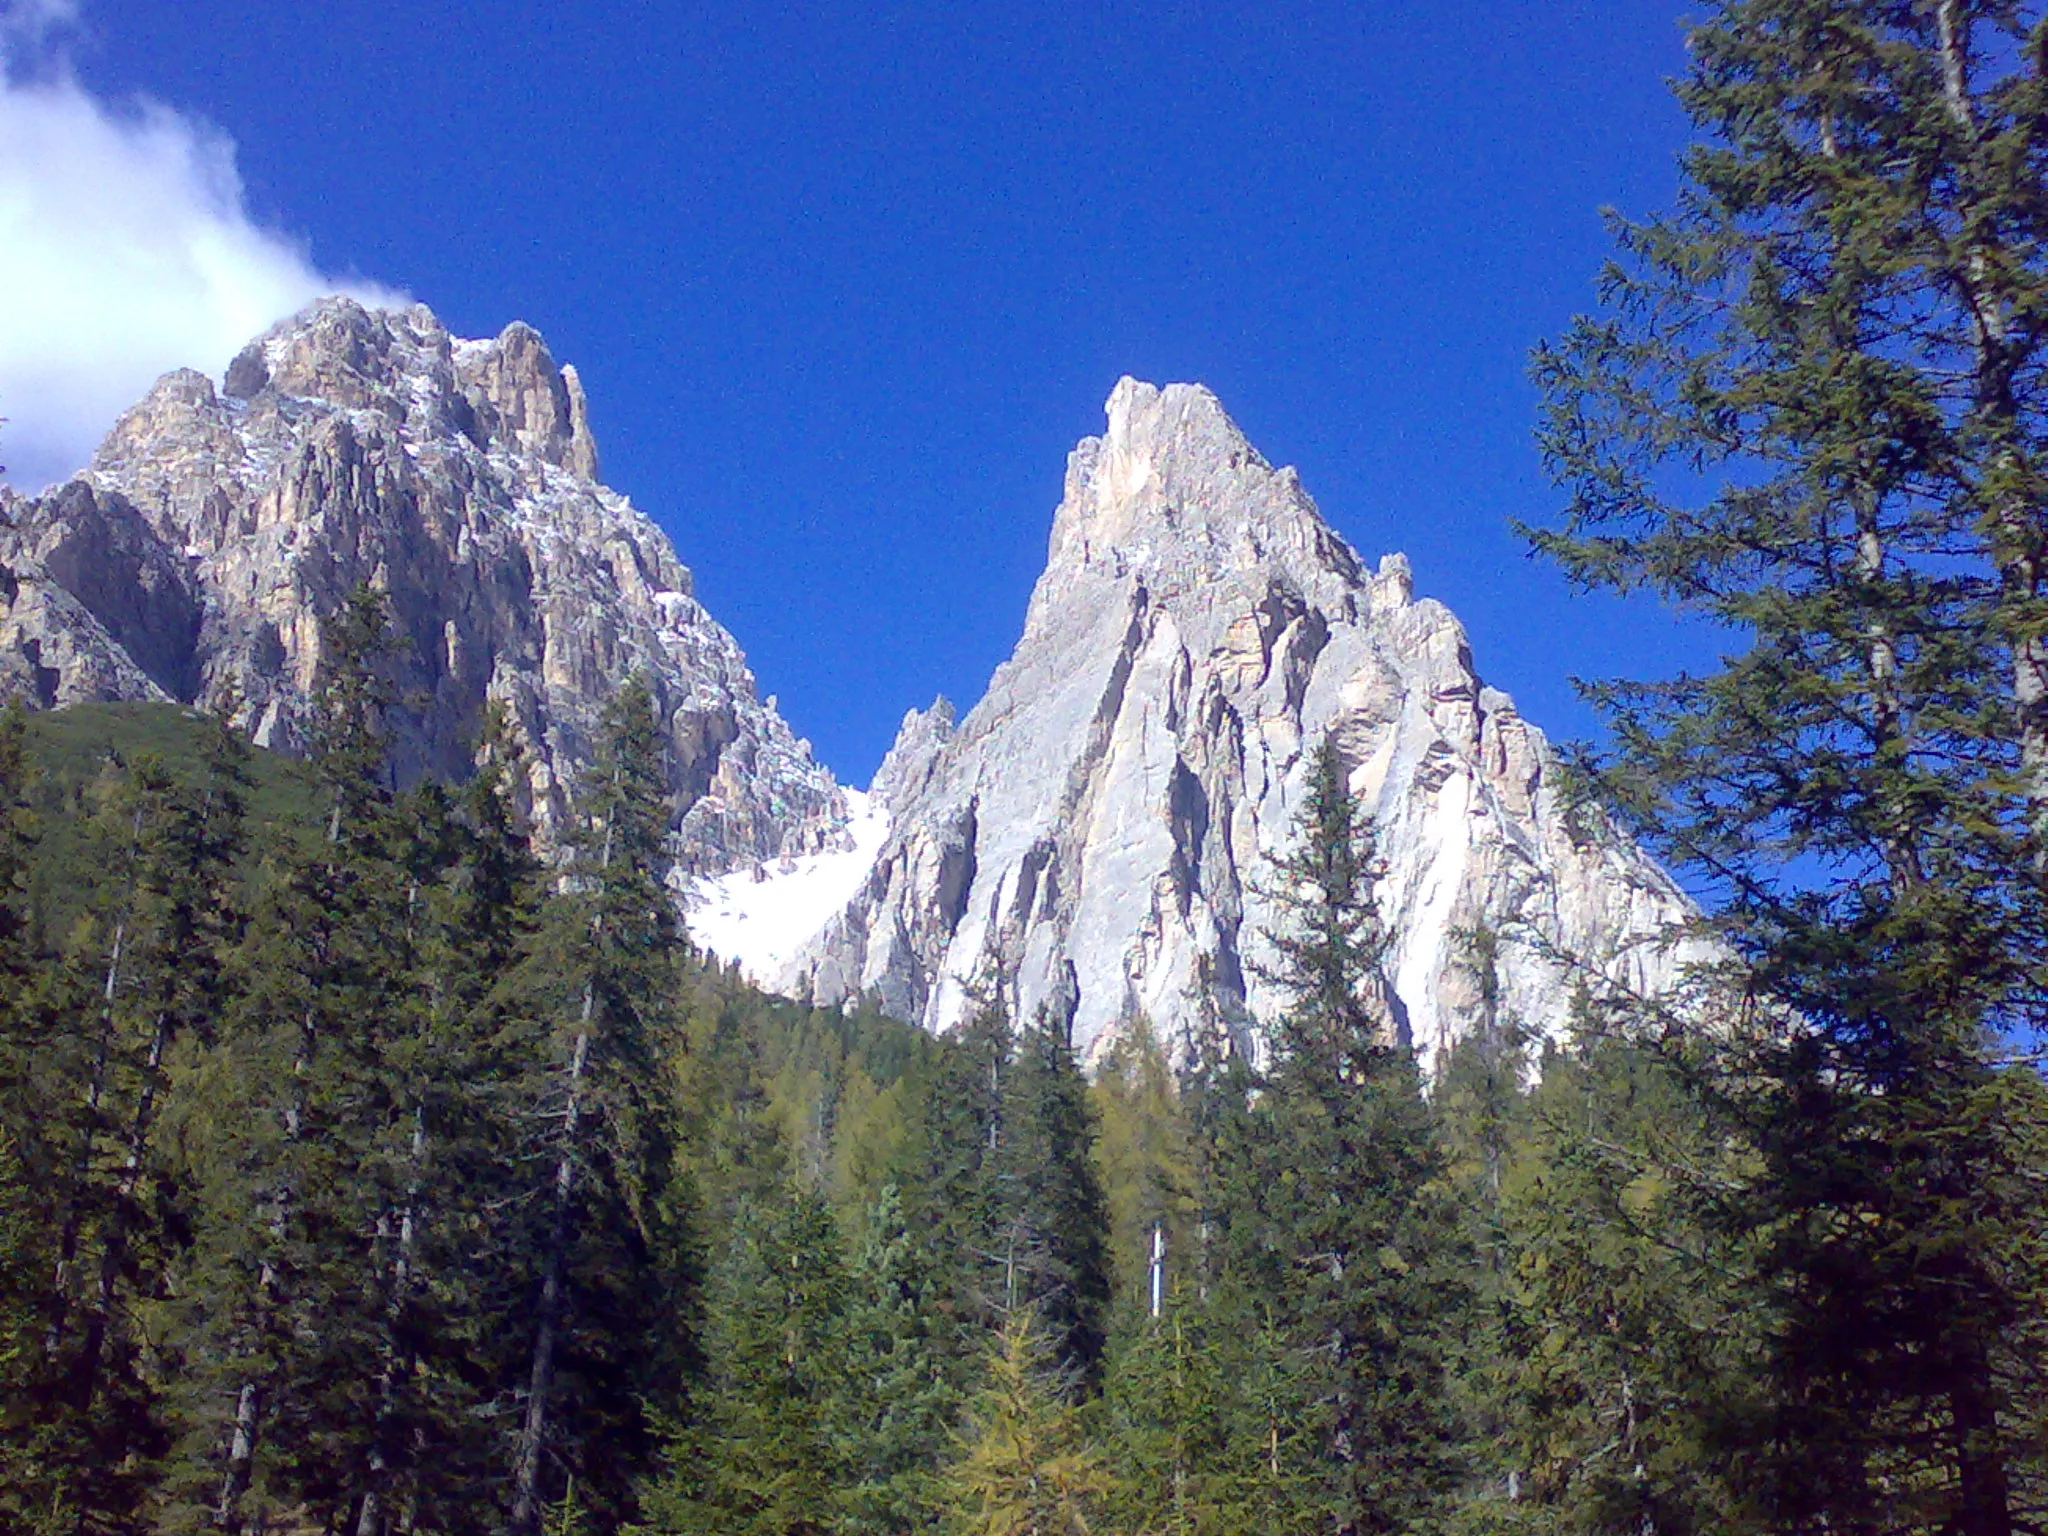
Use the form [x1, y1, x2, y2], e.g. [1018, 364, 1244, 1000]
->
[160, 588, 424, 1533]
[991, 1008, 1113, 1392]
[896, 999, 1011, 1362]
[636, 1182, 852, 1536]
[835, 1184, 959, 1534]
[508, 674, 696, 1535]
[1471, 1026, 1758, 1535]
[1531, 5, 2048, 1529]
[1228, 737, 1466, 1534]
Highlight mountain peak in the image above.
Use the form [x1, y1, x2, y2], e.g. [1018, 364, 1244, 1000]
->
[791, 382, 1705, 1067]
[7, 298, 843, 873]
[1045, 377, 1359, 603]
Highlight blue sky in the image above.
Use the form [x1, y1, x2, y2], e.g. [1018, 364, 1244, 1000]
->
[4, 0, 1705, 783]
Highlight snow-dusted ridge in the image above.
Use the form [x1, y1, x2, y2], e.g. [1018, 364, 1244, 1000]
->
[0, 297, 847, 874]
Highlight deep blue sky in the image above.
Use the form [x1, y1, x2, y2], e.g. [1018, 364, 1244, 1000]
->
[72, 0, 1700, 784]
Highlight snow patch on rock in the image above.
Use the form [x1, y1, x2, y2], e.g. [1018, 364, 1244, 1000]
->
[687, 790, 892, 985]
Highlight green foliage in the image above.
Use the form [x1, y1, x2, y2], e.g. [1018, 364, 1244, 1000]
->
[1531, 4, 2048, 1531]
[991, 1009, 1113, 1391]
[1220, 738, 1469, 1532]
[1470, 1027, 1759, 1535]
[640, 1182, 853, 1536]
[837, 1184, 960, 1534]
[940, 1309, 1112, 1536]
[1089, 1022, 1197, 1305]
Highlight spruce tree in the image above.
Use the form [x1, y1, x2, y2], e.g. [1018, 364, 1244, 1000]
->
[36, 724, 252, 1532]
[161, 588, 423, 1533]
[1532, 5, 2048, 1529]
[1099, 1297, 1254, 1536]
[835, 1184, 958, 1534]
[1473, 1026, 1758, 1535]
[508, 674, 696, 1535]
[348, 713, 552, 1536]
[991, 1007, 1113, 1392]
[636, 1182, 852, 1536]
[1230, 737, 1466, 1534]
[895, 999, 1010, 1361]
[0, 701, 81, 1532]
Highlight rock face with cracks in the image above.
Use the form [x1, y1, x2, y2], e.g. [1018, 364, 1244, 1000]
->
[0, 315, 1705, 1068]
[0, 298, 845, 873]
[788, 379, 1709, 1068]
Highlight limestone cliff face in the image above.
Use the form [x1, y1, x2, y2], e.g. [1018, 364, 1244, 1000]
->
[790, 379, 1709, 1068]
[2, 298, 844, 872]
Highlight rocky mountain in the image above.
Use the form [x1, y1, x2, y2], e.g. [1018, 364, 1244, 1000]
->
[1, 308, 1706, 1069]
[782, 379, 1709, 1068]
[0, 298, 845, 871]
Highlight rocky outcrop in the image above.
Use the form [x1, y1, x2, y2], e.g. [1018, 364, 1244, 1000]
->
[0, 489, 171, 708]
[6, 298, 845, 872]
[789, 379, 1710, 1068]
[2, 480, 202, 699]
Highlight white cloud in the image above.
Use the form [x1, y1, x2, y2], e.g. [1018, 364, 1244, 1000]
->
[0, 2, 400, 491]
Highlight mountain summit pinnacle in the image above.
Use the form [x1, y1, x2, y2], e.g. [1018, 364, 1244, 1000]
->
[1047, 378, 1359, 595]
[786, 378, 1705, 1067]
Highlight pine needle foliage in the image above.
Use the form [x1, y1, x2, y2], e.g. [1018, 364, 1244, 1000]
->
[1530, 5, 2048, 1531]
[1223, 737, 1469, 1535]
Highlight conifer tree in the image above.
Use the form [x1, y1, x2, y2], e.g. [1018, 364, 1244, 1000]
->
[508, 674, 696, 1535]
[162, 587, 422, 1533]
[348, 712, 551, 1536]
[1470, 1027, 1757, 1535]
[836, 1184, 958, 1535]
[0, 701, 81, 1532]
[1099, 1298, 1252, 1536]
[636, 1182, 851, 1536]
[1532, 5, 2048, 1529]
[1228, 737, 1466, 1534]
[1433, 927, 1534, 1517]
[1089, 1022, 1196, 1306]
[941, 1309, 1113, 1536]
[896, 999, 1011, 1358]
[991, 1008, 1112, 1392]
[28, 721, 253, 1532]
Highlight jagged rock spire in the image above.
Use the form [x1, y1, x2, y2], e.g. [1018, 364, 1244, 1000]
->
[791, 379, 1707, 1068]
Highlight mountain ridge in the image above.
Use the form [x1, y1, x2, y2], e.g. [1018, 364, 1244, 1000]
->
[779, 377, 1708, 1066]
[0, 309, 1706, 1066]
[0, 297, 847, 873]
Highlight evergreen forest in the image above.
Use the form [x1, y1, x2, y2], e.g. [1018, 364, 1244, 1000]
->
[15, 3, 2048, 1535]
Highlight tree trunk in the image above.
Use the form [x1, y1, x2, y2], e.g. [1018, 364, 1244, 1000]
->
[1934, 0, 2048, 849]
[508, 989, 593, 1536]
[71, 1007, 173, 1413]
[354, 1108, 425, 1536]
[510, 804, 612, 1536]
[1949, 1342, 2014, 1536]
[219, 788, 342, 1532]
